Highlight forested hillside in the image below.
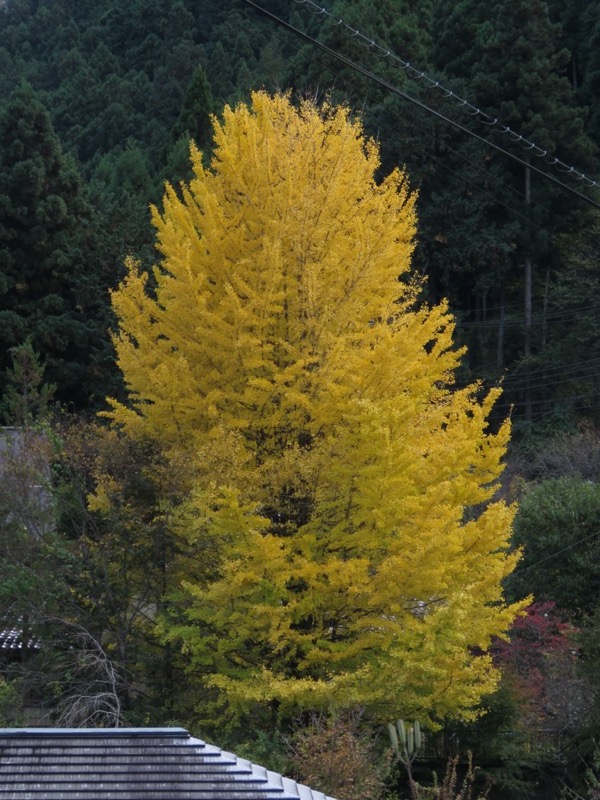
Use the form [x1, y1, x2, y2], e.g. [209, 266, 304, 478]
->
[3, 1, 600, 798]
[2, 0, 600, 426]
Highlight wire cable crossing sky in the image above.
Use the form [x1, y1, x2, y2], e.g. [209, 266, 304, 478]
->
[290, 0, 600, 190]
[241, 0, 600, 210]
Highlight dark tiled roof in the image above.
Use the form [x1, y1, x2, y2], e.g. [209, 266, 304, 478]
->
[0, 728, 336, 800]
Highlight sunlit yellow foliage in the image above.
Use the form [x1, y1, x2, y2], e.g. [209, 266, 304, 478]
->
[108, 91, 524, 725]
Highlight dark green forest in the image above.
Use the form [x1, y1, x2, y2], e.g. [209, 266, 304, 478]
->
[3, 0, 600, 427]
[4, 0, 600, 797]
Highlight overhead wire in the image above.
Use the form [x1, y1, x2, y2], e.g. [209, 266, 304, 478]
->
[239, 0, 600, 210]
[292, 0, 600, 190]
[259, 0, 600, 266]
[301, 0, 600, 263]
[505, 357, 600, 386]
[235, 4, 540, 246]
[494, 366, 600, 395]
[241, 6, 600, 332]
[505, 356, 600, 386]
[241, 0, 600, 257]
[239, 47, 600, 501]
[236, 2, 541, 228]
[457, 304, 600, 329]
[509, 527, 600, 577]
[505, 367, 600, 393]
[238, 0, 600, 415]
[255, 9, 600, 347]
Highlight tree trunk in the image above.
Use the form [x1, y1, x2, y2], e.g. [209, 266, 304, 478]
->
[497, 284, 505, 370]
[542, 264, 550, 351]
[524, 161, 533, 423]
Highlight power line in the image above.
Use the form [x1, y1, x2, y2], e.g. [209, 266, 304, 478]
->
[239, 0, 600, 423]
[292, 0, 600, 190]
[240, 0, 600, 211]
[510, 528, 600, 577]
[244, 7, 600, 339]
[505, 356, 600, 382]
[242, 0, 600, 260]
[457, 304, 600, 329]
[457, 375, 600, 406]
[280, 0, 600, 259]
[505, 368, 600, 393]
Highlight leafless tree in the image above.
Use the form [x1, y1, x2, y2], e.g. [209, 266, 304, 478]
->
[49, 621, 128, 728]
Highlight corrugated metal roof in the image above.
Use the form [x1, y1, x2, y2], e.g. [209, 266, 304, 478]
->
[0, 728, 337, 800]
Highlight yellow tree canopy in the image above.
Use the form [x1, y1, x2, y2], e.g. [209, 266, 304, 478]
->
[107, 91, 523, 725]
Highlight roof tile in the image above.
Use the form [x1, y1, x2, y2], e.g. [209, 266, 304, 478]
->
[0, 728, 338, 800]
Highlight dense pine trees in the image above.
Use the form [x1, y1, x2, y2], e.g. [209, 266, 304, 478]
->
[2, 0, 597, 420]
[0, 83, 112, 408]
[431, 0, 598, 422]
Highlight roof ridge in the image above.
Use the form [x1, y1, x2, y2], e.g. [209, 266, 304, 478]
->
[0, 727, 190, 737]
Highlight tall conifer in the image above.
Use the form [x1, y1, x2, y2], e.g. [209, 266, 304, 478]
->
[0, 83, 109, 406]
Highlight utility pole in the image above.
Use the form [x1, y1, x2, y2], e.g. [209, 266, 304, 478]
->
[524, 159, 533, 423]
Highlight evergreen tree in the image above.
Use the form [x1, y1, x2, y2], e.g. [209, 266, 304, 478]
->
[507, 477, 600, 618]
[207, 41, 236, 103]
[433, 0, 597, 422]
[0, 340, 55, 426]
[0, 82, 110, 407]
[285, 0, 436, 176]
[88, 141, 155, 274]
[576, 1, 600, 144]
[172, 65, 214, 151]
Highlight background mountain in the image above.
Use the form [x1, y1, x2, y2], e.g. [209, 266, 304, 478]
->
[1, 0, 600, 432]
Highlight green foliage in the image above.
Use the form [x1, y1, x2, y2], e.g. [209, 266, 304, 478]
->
[0, 678, 20, 726]
[560, 738, 600, 799]
[575, 2, 600, 143]
[0, 2, 245, 410]
[52, 417, 203, 725]
[225, 729, 290, 778]
[173, 65, 214, 149]
[88, 141, 155, 273]
[0, 413, 191, 727]
[431, 0, 597, 427]
[507, 477, 600, 616]
[0, 82, 112, 407]
[0, 426, 74, 725]
[0, 340, 55, 425]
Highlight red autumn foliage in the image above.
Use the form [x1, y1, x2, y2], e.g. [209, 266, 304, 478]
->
[492, 602, 591, 731]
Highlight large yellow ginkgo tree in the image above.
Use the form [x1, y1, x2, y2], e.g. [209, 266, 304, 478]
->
[107, 91, 523, 725]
